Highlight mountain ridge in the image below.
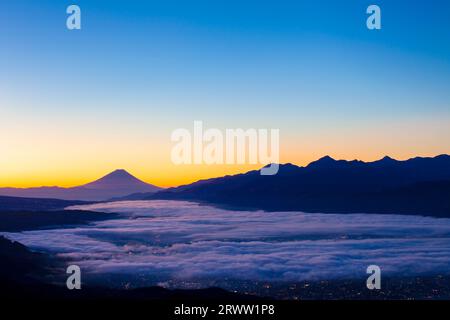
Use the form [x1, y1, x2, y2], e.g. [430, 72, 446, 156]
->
[158, 153, 450, 190]
[136, 154, 450, 217]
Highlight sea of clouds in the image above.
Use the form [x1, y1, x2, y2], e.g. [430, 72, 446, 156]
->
[3, 200, 450, 287]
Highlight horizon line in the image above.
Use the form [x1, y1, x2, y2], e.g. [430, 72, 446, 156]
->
[1, 153, 449, 190]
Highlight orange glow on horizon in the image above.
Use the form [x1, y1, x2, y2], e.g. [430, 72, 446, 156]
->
[2, 150, 450, 189]
[1, 115, 449, 189]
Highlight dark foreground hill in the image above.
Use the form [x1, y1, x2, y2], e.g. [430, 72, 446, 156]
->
[145, 154, 450, 217]
[0, 236, 254, 302]
[0, 210, 118, 232]
[0, 195, 88, 211]
[0, 196, 116, 232]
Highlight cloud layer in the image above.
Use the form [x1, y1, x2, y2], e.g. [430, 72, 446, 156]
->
[3, 200, 450, 287]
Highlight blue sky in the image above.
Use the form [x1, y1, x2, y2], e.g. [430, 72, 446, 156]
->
[1, 0, 450, 186]
[2, 0, 450, 119]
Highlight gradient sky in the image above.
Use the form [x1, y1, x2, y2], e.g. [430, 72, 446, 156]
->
[1, 0, 450, 187]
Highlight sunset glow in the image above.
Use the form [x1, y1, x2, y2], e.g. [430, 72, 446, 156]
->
[1, 0, 450, 188]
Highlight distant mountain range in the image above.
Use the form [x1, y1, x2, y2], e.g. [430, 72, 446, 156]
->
[0, 170, 162, 201]
[128, 154, 450, 217]
[2, 155, 450, 216]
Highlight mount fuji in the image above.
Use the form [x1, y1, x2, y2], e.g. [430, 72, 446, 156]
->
[0, 169, 162, 201]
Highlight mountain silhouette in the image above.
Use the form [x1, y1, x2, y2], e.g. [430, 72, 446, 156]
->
[83, 169, 155, 190]
[145, 154, 450, 217]
[0, 170, 162, 201]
